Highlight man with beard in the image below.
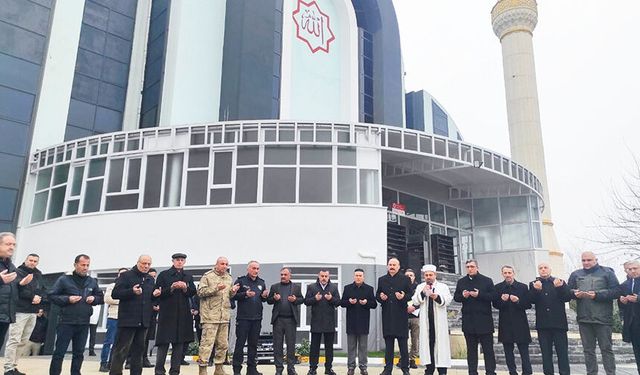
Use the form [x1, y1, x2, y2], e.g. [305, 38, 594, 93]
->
[305, 269, 341, 375]
[1, 233, 34, 357]
[154, 253, 197, 375]
[267, 267, 304, 375]
[48, 254, 104, 375]
[4, 253, 44, 375]
[493, 266, 532, 375]
[411, 265, 452, 375]
[453, 259, 496, 375]
[108, 255, 156, 375]
[341, 268, 376, 375]
[377, 258, 412, 375]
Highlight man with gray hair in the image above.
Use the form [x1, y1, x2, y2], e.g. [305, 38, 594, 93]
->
[567, 251, 620, 375]
[618, 259, 640, 373]
[1, 232, 34, 366]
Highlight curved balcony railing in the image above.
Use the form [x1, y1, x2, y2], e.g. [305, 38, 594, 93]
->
[27, 121, 542, 224]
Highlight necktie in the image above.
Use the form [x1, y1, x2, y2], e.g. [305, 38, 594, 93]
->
[632, 278, 636, 294]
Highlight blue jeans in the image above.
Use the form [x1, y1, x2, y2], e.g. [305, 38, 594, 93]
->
[101, 318, 118, 364]
[49, 324, 89, 375]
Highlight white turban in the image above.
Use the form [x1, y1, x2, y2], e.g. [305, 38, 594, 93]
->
[421, 264, 437, 273]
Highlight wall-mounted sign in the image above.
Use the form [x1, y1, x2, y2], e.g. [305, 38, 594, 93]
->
[292, 0, 335, 53]
[391, 202, 406, 215]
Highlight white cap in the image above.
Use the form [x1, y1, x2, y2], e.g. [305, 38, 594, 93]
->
[421, 264, 437, 273]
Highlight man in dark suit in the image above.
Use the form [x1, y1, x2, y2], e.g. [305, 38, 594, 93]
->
[341, 268, 376, 375]
[304, 269, 341, 375]
[267, 267, 304, 375]
[493, 265, 532, 375]
[618, 260, 640, 373]
[453, 259, 496, 375]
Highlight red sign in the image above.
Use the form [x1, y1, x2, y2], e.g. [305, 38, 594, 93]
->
[391, 203, 406, 215]
[292, 0, 335, 54]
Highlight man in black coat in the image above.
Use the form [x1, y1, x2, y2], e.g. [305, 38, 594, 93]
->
[304, 269, 341, 375]
[154, 253, 197, 375]
[232, 260, 269, 375]
[618, 260, 640, 373]
[1, 232, 34, 353]
[267, 267, 304, 375]
[108, 255, 156, 375]
[341, 268, 376, 375]
[528, 262, 571, 375]
[376, 257, 412, 375]
[492, 265, 532, 375]
[48, 254, 105, 375]
[453, 259, 496, 375]
[4, 253, 45, 375]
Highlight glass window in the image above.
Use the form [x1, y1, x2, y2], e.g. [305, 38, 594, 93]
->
[430, 224, 446, 235]
[502, 223, 531, 250]
[188, 148, 209, 168]
[359, 169, 379, 205]
[474, 226, 500, 252]
[265, 146, 296, 165]
[279, 128, 294, 141]
[143, 155, 163, 208]
[106, 194, 139, 211]
[382, 188, 397, 210]
[107, 159, 125, 193]
[163, 153, 183, 207]
[235, 168, 258, 204]
[186, 171, 208, 206]
[530, 196, 540, 221]
[337, 169, 357, 204]
[127, 159, 141, 190]
[338, 147, 356, 166]
[263, 168, 296, 203]
[66, 200, 79, 216]
[213, 152, 232, 185]
[300, 146, 331, 165]
[88, 158, 106, 177]
[398, 193, 429, 219]
[446, 206, 458, 227]
[500, 196, 528, 224]
[36, 168, 52, 190]
[299, 168, 331, 203]
[532, 221, 542, 248]
[47, 186, 66, 219]
[459, 210, 472, 230]
[473, 198, 499, 226]
[430, 202, 445, 224]
[210, 188, 232, 205]
[53, 164, 70, 185]
[71, 166, 84, 196]
[83, 180, 103, 213]
[31, 191, 48, 223]
[237, 146, 259, 165]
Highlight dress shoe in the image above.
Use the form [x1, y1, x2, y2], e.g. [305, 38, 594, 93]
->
[410, 360, 418, 369]
[5, 370, 26, 375]
[380, 370, 391, 375]
[247, 369, 262, 375]
[325, 369, 336, 375]
[89, 350, 97, 356]
[307, 369, 317, 375]
[99, 363, 110, 372]
[360, 369, 368, 375]
[143, 357, 153, 367]
[181, 359, 190, 365]
[125, 362, 130, 369]
[347, 369, 355, 375]
[402, 370, 410, 375]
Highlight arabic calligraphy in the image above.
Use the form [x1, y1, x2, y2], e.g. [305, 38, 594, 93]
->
[292, 0, 335, 54]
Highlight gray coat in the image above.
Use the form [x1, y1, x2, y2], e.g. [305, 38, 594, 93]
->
[567, 264, 620, 325]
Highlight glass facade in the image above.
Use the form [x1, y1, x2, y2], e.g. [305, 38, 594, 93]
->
[65, 0, 137, 140]
[0, 0, 53, 232]
[432, 100, 448, 137]
[219, 0, 283, 121]
[140, 0, 169, 128]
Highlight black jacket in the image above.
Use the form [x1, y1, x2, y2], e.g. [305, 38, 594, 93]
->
[341, 282, 376, 335]
[112, 266, 155, 328]
[528, 276, 572, 330]
[618, 277, 640, 342]
[0, 258, 19, 323]
[29, 315, 48, 343]
[304, 279, 341, 333]
[267, 281, 304, 325]
[453, 273, 496, 334]
[233, 275, 267, 320]
[154, 266, 196, 344]
[48, 272, 104, 325]
[16, 264, 46, 314]
[376, 272, 412, 338]
[493, 280, 531, 343]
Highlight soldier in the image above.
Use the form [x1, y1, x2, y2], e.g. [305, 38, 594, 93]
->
[197, 257, 239, 375]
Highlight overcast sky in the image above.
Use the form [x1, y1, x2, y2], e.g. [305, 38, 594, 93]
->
[393, 1, 640, 270]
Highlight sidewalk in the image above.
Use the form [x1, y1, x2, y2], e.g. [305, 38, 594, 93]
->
[7, 355, 639, 375]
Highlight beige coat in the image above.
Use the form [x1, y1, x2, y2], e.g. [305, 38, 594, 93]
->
[197, 269, 235, 323]
[104, 283, 119, 319]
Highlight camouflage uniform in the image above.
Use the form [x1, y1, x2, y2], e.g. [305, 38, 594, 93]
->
[198, 269, 235, 374]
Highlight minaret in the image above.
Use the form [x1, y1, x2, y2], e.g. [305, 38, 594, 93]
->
[491, 0, 564, 274]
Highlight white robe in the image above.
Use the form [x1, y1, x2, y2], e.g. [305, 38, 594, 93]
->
[411, 280, 452, 368]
